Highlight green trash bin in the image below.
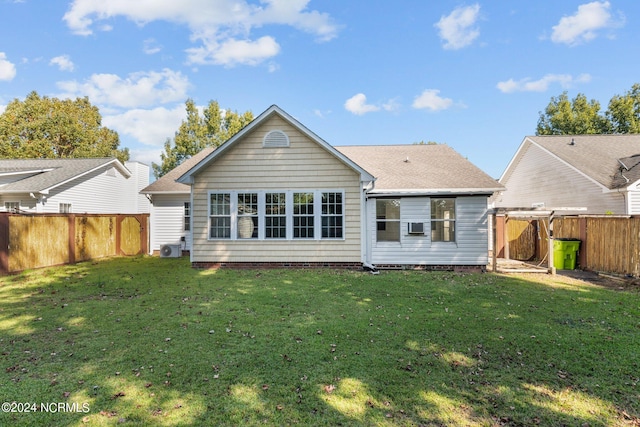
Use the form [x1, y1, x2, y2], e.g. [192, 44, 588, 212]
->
[553, 239, 580, 270]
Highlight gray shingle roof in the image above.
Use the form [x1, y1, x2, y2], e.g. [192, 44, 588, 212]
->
[336, 144, 503, 194]
[0, 158, 126, 193]
[525, 135, 640, 189]
[141, 146, 216, 194]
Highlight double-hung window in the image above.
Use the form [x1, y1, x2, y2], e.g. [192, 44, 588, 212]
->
[59, 203, 72, 213]
[207, 190, 344, 240]
[265, 193, 287, 239]
[209, 193, 231, 238]
[376, 199, 401, 242]
[321, 192, 343, 238]
[238, 193, 258, 239]
[293, 192, 314, 238]
[184, 202, 191, 231]
[431, 198, 455, 242]
[5, 201, 20, 213]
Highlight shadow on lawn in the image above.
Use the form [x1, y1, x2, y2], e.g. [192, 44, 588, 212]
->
[0, 256, 638, 426]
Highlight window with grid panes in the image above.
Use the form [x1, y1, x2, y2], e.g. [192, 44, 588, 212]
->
[321, 192, 343, 238]
[265, 193, 286, 238]
[209, 193, 231, 238]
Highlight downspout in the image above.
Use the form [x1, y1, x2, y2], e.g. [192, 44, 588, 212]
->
[361, 179, 376, 272]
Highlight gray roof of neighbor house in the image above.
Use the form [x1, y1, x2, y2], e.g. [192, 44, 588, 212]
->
[515, 135, 640, 189]
[337, 144, 503, 195]
[0, 158, 129, 194]
[140, 146, 216, 194]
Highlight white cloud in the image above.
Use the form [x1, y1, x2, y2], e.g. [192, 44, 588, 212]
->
[497, 73, 592, 93]
[55, 68, 190, 108]
[143, 38, 162, 55]
[50, 55, 75, 72]
[0, 52, 16, 81]
[186, 36, 280, 67]
[103, 104, 185, 147]
[551, 1, 624, 46]
[412, 89, 453, 111]
[434, 4, 481, 50]
[344, 93, 380, 115]
[63, 0, 339, 66]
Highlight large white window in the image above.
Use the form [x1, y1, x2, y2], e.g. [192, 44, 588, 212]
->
[209, 193, 231, 239]
[293, 192, 314, 238]
[237, 193, 258, 239]
[322, 192, 343, 238]
[376, 199, 401, 242]
[431, 198, 455, 242]
[207, 190, 344, 240]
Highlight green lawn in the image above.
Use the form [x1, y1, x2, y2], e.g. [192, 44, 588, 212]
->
[0, 256, 638, 426]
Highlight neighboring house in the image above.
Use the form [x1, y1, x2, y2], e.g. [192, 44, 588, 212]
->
[0, 158, 149, 214]
[172, 105, 502, 270]
[495, 134, 640, 215]
[140, 147, 214, 254]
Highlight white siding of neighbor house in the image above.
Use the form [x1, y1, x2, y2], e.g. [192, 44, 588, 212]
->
[125, 161, 151, 214]
[190, 115, 363, 263]
[628, 190, 640, 215]
[0, 163, 150, 214]
[368, 196, 489, 265]
[497, 142, 625, 214]
[149, 194, 190, 253]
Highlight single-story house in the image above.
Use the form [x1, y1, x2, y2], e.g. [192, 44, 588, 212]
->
[494, 134, 640, 215]
[171, 104, 502, 270]
[0, 158, 149, 214]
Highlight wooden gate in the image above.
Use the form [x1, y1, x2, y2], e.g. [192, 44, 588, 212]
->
[0, 213, 149, 274]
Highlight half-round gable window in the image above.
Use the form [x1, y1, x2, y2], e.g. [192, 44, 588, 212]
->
[263, 130, 290, 148]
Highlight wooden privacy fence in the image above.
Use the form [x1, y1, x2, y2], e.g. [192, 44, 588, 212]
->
[496, 215, 640, 277]
[0, 213, 149, 274]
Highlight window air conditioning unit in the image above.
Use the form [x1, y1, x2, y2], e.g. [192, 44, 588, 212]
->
[408, 222, 425, 235]
[160, 244, 181, 258]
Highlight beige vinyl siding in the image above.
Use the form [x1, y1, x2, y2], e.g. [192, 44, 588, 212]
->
[498, 143, 625, 214]
[369, 196, 489, 265]
[190, 115, 362, 263]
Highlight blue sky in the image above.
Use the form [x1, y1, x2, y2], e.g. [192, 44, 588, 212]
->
[0, 1, 638, 179]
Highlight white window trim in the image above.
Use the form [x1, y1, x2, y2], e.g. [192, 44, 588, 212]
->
[430, 197, 457, 243]
[207, 190, 345, 241]
[4, 201, 20, 213]
[59, 202, 73, 214]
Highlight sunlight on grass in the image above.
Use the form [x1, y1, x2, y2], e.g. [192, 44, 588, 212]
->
[0, 314, 36, 334]
[442, 351, 476, 368]
[419, 390, 480, 426]
[523, 383, 617, 422]
[230, 384, 265, 412]
[320, 378, 372, 420]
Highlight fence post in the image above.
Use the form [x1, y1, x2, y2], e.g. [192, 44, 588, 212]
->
[0, 213, 9, 275]
[579, 217, 587, 269]
[68, 214, 76, 265]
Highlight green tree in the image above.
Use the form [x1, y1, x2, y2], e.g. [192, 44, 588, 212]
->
[0, 91, 128, 162]
[536, 91, 611, 135]
[606, 83, 640, 134]
[152, 99, 253, 178]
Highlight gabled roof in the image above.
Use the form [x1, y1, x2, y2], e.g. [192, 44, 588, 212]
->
[337, 144, 503, 195]
[0, 158, 130, 194]
[140, 146, 215, 194]
[502, 135, 640, 190]
[176, 105, 375, 184]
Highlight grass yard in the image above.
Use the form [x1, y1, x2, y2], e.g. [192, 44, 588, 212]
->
[0, 256, 639, 426]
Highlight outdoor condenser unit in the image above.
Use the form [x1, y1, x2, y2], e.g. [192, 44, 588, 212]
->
[160, 244, 181, 258]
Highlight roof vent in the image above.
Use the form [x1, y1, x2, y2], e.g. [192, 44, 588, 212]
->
[263, 130, 290, 148]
